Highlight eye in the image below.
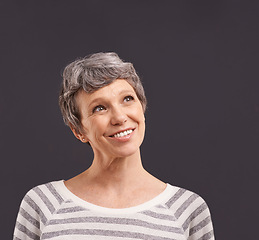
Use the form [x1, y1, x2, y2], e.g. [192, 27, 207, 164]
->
[93, 105, 106, 113]
[124, 95, 134, 102]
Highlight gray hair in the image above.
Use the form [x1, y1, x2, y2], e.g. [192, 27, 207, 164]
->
[59, 52, 147, 134]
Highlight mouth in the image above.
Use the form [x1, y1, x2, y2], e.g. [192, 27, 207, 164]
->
[109, 129, 135, 138]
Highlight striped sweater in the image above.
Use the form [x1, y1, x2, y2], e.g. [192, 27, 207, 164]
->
[13, 180, 214, 240]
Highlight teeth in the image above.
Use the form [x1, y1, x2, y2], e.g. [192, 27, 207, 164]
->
[113, 129, 133, 138]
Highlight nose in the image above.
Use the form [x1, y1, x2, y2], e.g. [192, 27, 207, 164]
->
[110, 106, 127, 126]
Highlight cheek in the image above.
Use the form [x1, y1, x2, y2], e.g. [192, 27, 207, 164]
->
[133, 106, 145, 122]
[84, 117, 108, 136]
[130, 110, 145, 131]
[80, 119, 93, 137]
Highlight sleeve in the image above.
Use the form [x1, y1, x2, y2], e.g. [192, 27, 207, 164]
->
[184, 195, 215, 240]
[13, 189, 44, 240]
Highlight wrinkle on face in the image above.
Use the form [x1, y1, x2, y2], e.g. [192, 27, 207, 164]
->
[73, 79, 145, 160]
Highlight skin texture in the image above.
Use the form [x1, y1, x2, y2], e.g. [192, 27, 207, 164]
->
[66, 79, 166, 208]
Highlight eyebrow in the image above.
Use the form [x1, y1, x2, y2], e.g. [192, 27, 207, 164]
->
[88, 89, 135, 107]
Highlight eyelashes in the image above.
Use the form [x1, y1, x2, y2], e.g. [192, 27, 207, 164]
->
[92, 105, 106, 113]
[92, 95, 135, 113]
[124, 95, 134, 102]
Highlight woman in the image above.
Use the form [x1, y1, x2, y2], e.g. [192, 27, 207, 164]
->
[13, 52, 214, 240]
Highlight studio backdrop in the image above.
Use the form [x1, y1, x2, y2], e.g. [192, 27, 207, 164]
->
[1, 1, 258, 239]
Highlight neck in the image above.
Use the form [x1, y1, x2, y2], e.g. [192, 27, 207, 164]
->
[81, 150, 151, 192]
[64, 149, 166, 208]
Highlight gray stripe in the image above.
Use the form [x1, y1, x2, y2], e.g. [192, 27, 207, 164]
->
[16, 222, 40, 240]
[48, 216, 182, 234]
[46, 183, 64, 204]
[42, 229, 177, 240]
[56, 206, 88, 214]
[175, 193, 199, 219]
[142, 210, 176, 221]
[33, 186, 55, 214]
[24, 195, 47, 225]
[19, 207, 40, 229]
[197, 230, 214, 240]
[165, 188, 186, 208]
[156, 204, 167, 209]
[189, 216, 211, 236]
[182, 202, 208, 231]
[13, 237, 22, 240]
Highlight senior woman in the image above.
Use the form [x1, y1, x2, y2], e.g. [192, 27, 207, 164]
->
[13, 52, 214, 240]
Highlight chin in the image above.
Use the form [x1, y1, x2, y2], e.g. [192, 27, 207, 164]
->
[112, 145, 140, 158]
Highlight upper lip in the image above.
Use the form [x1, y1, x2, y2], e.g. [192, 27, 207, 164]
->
[108, 128, 135, 137]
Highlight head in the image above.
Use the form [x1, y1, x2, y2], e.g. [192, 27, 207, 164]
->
[59, 52, 147, 136]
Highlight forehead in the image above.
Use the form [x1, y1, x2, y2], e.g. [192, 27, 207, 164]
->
[75, 79, 135, 107]
[94, 79, 135, 97]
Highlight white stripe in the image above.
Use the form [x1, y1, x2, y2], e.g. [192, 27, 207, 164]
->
[177, 197, 207, 226]
[43, 222, 183, 239]
[16, 213, 40, 235]
[40, 184, 62, 209]
[28, 188, 53, 219]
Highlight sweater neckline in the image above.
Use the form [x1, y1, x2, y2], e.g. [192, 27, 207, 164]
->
[55, 180, 173, 214]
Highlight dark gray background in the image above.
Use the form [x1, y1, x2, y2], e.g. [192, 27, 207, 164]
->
[1, 0, 258, 239]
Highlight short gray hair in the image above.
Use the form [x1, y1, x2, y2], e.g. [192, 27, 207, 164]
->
[59, 52, 147, 134]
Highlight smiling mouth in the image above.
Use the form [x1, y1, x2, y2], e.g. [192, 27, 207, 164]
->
[110, 129, 134, 138]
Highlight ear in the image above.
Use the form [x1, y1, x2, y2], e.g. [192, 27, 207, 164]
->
[68, 122, 89, 143]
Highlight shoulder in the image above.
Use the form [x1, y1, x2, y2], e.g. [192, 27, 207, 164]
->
[164, 184, 212, 224]
[166, 184, 214, 239]
[14, 180, 67, 238]
[20, 180, 66, 213]
[166, 184, 210, 212]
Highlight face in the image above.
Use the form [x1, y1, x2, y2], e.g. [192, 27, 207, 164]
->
[74, 79, 145, 159]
